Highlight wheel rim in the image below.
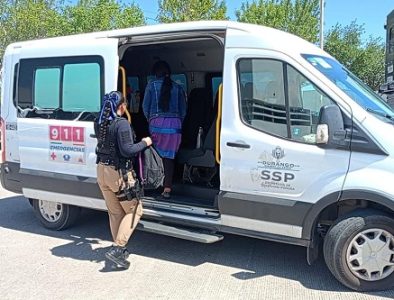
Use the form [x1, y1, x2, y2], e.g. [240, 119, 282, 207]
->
[38, 200, 63, 223]
[346, 228, 394, 281]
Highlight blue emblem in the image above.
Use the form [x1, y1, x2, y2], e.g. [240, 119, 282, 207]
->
[63, 154, 71, 161]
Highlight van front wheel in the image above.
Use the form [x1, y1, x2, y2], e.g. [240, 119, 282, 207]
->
[32, 199, 80, 230]
[323, 210, 394, 291]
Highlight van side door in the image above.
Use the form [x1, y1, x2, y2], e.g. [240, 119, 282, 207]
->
[219, 47, 351, 241]
[15, 38, 118, 201]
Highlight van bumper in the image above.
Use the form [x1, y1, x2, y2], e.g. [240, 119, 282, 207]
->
[0, 162, 23, 194]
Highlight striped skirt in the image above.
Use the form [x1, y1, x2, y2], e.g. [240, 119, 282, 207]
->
[149, 117, 182, 159]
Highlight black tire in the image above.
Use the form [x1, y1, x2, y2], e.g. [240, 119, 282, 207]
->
[323, 209, 394, 291]
[32, 199, 80, 230]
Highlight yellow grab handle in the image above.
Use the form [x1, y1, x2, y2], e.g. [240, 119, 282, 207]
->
[215, 84, 223, 164]
[119, 66, 131, 124]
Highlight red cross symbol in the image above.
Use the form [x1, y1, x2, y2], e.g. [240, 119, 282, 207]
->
[50, 152, 57, 160]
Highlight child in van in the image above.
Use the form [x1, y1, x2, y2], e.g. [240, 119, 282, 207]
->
[143, 61, 187, 199]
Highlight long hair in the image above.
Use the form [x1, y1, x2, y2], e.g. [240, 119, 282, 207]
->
[153, 60, 172, 112]
[97, 91, 126, 147]
[98, 91, 125, 124]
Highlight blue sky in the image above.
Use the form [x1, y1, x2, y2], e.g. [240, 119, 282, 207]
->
[133, 0, 393, 41]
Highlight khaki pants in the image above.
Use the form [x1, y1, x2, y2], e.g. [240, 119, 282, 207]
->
[97, 163, 143, 247]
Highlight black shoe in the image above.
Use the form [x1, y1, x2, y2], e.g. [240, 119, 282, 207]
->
[105, 246, 130, 269]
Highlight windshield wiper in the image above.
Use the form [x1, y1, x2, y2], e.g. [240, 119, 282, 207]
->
[366, 107, 394, 121]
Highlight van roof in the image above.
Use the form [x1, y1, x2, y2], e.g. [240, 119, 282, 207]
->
[7, 20, 326, 58]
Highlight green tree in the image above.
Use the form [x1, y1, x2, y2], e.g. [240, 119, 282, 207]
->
[236, 0, 320, 43]
[324, 21, 385, 90]
[0, 0, 145, 63]
[0, 0, 65, 59]
[158, 0, 227, 23]
[62, 0, 145, 34]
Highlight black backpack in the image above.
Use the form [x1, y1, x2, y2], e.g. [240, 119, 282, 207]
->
[138, 146, 164, 190]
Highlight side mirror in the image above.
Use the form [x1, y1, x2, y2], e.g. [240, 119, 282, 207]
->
[316, 105, 346, 147]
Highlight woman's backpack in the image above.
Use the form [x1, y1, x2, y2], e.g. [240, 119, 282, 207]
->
[138, 146, 164, 190]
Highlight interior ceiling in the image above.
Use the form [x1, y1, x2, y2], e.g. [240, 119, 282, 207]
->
[121, 38, 224, 75]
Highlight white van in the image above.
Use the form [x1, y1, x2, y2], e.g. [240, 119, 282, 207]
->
[1, 21, 394, 291]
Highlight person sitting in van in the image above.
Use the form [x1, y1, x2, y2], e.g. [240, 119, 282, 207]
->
[143, 60, 187, 199]
[96, 91, 152, 269]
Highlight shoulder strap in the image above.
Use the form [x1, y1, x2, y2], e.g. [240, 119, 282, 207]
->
[138, 152, 145, 184]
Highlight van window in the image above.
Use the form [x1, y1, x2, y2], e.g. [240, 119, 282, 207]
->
[171, 74, 187, 93]
[238, 58, 334, 144]
[12, 63, 19, 106]
[127, 76, 139, 92]
[212, 76, 222, 100]
[287, 65, 333, 141]
[238, 59, 287, 139]
[304, 54, 394, 120]
[34, 68, 61, 109]
[147, 74, 187, 92]
[127, 76, 140, 113]
[63, 63, 100, 112]
[17, 56, 103, 119]
[0, 67, 2, 110]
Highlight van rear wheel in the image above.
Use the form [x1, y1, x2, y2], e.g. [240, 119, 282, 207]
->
[32, 199, 80, 230]
[323, 210, 394, 291]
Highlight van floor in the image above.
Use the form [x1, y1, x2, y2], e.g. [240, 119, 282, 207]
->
[143, 183, 218, 208]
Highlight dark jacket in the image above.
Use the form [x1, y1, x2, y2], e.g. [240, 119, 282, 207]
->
[96, 117, 147, 168]
[114, 118, 147, 158]
[143, 78, 187, 121]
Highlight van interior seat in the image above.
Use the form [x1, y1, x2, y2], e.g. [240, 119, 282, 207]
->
[130, 88, 150, 141]
[181, 88, 212, 149]
[177, 117, 216, 167]
[177, 92, 219, 184]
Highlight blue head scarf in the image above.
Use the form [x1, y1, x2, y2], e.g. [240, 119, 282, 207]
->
[98, 91, 124, 124]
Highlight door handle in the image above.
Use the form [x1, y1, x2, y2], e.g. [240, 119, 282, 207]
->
[89, 134, 96, 138]
[226, 142, 250, 149]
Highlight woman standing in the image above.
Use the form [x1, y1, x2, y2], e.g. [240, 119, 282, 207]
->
[96, 91, 152, 268]
[143, 61, 187, 199]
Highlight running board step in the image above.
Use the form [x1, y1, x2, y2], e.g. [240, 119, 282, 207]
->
[138, 220, 223, 243]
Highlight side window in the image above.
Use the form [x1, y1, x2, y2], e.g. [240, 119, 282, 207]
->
[12, 63, 19, 106]
[171, 74, 187, 93]
[238, 58, 335, 144]
[34, 68, 61, 109]
[0, 66, 2, 111]
[17, 56, 103, 119]
[127, 76, 140, 113]
[238, 59, 287, 139]
[127, 76, 139, 92]
[287, 65, 333, 142]
[63, 63, 100, 112]
[147, 74, 187, 93]
[212, 76, 222, 101]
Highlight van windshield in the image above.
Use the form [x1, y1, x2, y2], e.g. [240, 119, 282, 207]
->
[302, 54, 394, 122]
